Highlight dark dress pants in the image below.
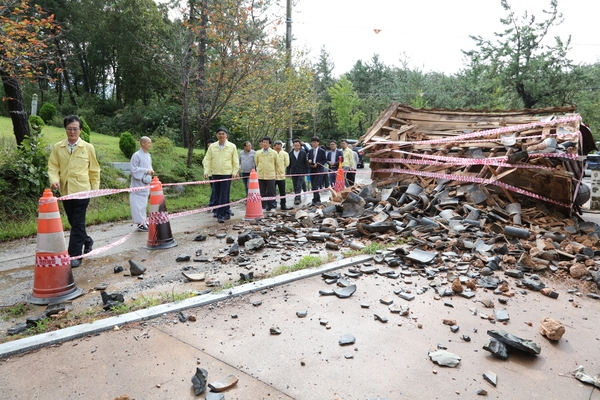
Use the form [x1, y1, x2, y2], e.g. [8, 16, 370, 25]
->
[259, 179, 276, 210]
[276, 179, 286, 207]
[63, 198, 91, 257]
[212, 174, 232, 218]
[292, 175, 303, 203]
[310, 169, 322, 203]
[242, 172, 251, 196]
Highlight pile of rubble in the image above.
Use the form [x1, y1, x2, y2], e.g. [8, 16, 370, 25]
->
[360, 103, 596, 214]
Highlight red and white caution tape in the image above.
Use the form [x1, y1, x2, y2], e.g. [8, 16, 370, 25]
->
[373, 167, 571, 208]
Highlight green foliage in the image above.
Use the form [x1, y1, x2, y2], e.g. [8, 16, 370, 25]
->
[119, 131, 137, 159]
[267, 255, 332, 277]
[462, 0, 577, 109]
[28, 115, 45, 135]
[0, 129, 49, 217]
[39, 102, 57, 124]
[151, 136, 174, 155]
[328, 77, 364, 136]
[0, 303, 32, 320]
[80, 117, 91, 142]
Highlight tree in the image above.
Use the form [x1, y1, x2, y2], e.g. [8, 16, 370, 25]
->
[312, 46, 336, 138]
[183, 0, 283, 167]
[222, 52, 316, 145]
[327, 77, 364, 136]
[0, 0, 58, 145]
[463, 0, 578, 109]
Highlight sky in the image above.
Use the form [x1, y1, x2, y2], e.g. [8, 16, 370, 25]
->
[289, 0, 600, 76]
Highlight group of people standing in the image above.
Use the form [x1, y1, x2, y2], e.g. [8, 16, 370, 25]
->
[48, 119, 359, 267]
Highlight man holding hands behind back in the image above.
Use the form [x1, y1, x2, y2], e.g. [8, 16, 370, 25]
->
[48, 115, 101, 268]
[203, 127, 239, 223]
[307, 136, 327, 206]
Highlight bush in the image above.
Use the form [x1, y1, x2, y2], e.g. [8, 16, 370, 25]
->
[151, 136, 174, 155]
[39, 102, 57, 124]
[0, 130, 49, 216]
[28, 115, 45, 135]
[80, 117, 91, 142]
[119, 131, 137, 159]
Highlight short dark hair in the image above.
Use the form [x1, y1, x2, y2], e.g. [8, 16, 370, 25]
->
[64, 115, 82, 129]
[311, 136, 320, 143]
[292, 139, 300, 144]
[243, 141, 252, 147]
[216, 127, 229, 135]
[340, 139, 348, 144]
[330, 140, 337, 145]
[261, 136, 272, 144]
[207, 138, 216, 145]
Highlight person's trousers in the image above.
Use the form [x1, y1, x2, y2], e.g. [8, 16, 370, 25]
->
[347, 170, 356, 186]
[208, 176, 216, 207]
[329, 169, 337, 187]
[259, 179, 276, 210]
[63, 198, 91, 257]
[310, 171, 323, 203]
[276, 179, 286, 207]
[212, 174, 232, 218]
[242, 172, 251, 196]
[292, 175, 304, 203]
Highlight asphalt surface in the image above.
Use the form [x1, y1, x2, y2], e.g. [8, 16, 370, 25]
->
[1, 170, 600, 399]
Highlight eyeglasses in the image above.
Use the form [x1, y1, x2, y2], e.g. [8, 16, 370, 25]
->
[66, 128, 80, 132]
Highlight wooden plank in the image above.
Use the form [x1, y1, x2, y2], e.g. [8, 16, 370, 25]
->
[360, 102, 400, 143]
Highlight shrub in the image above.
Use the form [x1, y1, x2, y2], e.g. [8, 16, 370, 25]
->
[0, 130, 49, 216]
[80, 117, 91, 142]
[28, 115, 45, 135]
[119, 131, 137, 159]
[151, 136, 174, 155]
[39, 102, 57, 124]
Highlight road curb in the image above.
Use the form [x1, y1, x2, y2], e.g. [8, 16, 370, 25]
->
[0, 254, 372, 359]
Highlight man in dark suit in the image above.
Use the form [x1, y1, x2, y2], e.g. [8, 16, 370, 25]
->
[288, 139, 308, 205]
[326, 140, 343, 188]
[307, 136, 327, 205]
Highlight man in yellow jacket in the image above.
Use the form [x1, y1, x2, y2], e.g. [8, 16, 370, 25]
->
[203, 127, 239, 223]
[274, 140, 291, 210]
[48, 115, 101, 268]
[254, 136, 280, 211]
[340, 139, 355, 187]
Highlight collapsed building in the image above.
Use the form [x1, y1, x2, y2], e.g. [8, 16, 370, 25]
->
[360, 103, 596, 216]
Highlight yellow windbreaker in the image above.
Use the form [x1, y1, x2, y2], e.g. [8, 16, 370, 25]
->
[255, 148, 280, 180]
[275, 150, 290, 181]
[203, 141, 239, 176]
[48, 139, 101, 195]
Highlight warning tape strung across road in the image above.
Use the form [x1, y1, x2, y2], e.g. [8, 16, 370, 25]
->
[372, 167, 570, 208]
[71, 231, 136, 261]
[370, 156, 554, 171]
[368, 115, 581, 147]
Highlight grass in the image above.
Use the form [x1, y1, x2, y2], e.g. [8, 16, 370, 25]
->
[0, 116, 251, 241]
[0, 303, 33, 321]
[0, 290, 199, 342]
[267, 254, 334, 278]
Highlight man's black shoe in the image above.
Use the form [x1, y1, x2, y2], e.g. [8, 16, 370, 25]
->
[84, 239, 94, 254]
[217, 216, 225, 223]
[70, 258, 82, 268]
[224, 214, 231, 220]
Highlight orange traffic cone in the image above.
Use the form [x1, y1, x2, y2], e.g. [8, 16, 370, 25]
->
[334, 156, 345, 192]
[245, 169, 264, 220]
[146, 176, 177, 250]
[28, 189, 84, 305]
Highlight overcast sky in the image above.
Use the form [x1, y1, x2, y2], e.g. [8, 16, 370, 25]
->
[289, 0, 600, 76]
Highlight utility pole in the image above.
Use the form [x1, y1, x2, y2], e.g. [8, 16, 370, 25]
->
[286, 0, 293, 148]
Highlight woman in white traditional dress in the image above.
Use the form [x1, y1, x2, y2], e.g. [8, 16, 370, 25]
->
[130, 136, 154, 231]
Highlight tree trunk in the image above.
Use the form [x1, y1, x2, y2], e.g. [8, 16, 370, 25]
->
[0, 69, 30, 146]
[187, 0, 209, 167]
[55, 36, 77, 106]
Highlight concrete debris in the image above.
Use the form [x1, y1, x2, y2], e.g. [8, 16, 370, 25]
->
[191, 367, 208, 395]
[573, 365, 600, 388]
[539, 317, 565, 341]
[128, 260, 147, 276]
[428, 349, 461, 367]
[208, 374, 239, 392]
